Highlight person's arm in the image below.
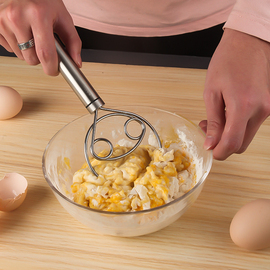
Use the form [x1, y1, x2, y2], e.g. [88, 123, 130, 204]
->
[200, 0, 270, 160]
[199, 28, 270, 160]
[0, 0, 82, 75]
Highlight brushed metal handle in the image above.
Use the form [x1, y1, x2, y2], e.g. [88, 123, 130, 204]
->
[54, 34, 104, 113]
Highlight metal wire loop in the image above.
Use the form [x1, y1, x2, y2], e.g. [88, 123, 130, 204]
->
[84, 107, 162, 176]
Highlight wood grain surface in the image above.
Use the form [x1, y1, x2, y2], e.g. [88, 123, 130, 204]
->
[0, 56, 270, 270]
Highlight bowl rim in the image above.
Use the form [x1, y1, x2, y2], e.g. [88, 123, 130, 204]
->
[42, 106, 213, 216]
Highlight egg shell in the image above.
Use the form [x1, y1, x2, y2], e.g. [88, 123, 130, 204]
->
[230, 199, 270, 250]
[0, 86, 23, 120]
[0, 173, 28, 212]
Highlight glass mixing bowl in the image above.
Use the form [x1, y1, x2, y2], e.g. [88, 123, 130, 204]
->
[42, 106, 212, 237]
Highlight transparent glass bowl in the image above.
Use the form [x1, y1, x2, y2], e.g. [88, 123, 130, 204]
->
[42, 106, 212, 237]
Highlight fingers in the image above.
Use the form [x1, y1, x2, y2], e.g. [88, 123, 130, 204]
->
[0, 33, 15, 53]
[203, 81, 249, 160]
[0, 1, 42, 66]
[0, 24, 24, 59]
[211, 109, 247, 160]
[235, 122, 258, 154]
[202, 96, 270, 160]
[202, 28, 270, 160]
[235, 109, 269, 154]
[0, 0, 82, 76]
[202, 76, 248, 160]
[31, 3, 82, 75]
[0, 1, 35, 61]
[31, 25, 59, 76]
[201, 115, 246, 160]
[15, 32, 39, 66]
[54, 16, 82, 68]
[31, 20, 82, 76]
[26, 3, 64, 76]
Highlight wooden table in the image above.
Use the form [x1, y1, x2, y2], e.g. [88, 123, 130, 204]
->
[0, 56, 269, 269]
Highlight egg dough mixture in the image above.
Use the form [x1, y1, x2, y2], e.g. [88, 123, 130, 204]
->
[71, 144, 195, 212]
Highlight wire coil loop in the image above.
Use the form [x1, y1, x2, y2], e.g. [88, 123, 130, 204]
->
[84, 107, 162, 176]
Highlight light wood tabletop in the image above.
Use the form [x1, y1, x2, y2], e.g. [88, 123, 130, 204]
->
[0, 56, 269, 270]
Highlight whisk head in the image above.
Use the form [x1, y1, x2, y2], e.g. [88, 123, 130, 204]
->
[84, 107, 162, 176]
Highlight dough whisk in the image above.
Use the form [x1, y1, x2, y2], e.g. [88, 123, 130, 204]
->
[55, 35, 162, 176]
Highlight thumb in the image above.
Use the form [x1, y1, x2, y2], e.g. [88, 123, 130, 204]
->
[204, 118, 224, 150]
[203, 92, 226, 150]
[199, 120, 207, 134]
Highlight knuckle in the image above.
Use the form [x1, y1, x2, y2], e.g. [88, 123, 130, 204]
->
[203, 87, 213, 101]
[240, 94, 257, 112]
[5, 5, 21, 26]
[36, 46, 58, 76]
[236, 147, 247, 155]
[206, 119, 222, 131]
[7, 2, 47, 25]
[25, 2, 46, 20]
[239, 94, 270, 121]
[41, 60, 59, 76]
[25, 54, 39, 66]
[45, 68, 59, 77]
[224, 137, 242, 154]
[5, 2, 47, 28]
[236, 89, 270, 116]
[203, 87, 222, 106]
[37, 48, 56, 69]
[261, 96, 270, 117]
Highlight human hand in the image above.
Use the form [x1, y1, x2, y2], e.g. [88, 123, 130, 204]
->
[199, 28, 270, 160]
[0, 0, 82, 75]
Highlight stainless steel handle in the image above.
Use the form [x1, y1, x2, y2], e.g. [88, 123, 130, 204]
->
[54, 35, 104, 113]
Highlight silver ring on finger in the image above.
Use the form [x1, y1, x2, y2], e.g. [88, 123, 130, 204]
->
[18, 38, 35, 51]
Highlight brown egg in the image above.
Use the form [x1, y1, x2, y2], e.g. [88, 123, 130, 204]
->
[0, 86, 23, 120]
[0, 173, 28, 212]
[230, 199, 270, 250]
